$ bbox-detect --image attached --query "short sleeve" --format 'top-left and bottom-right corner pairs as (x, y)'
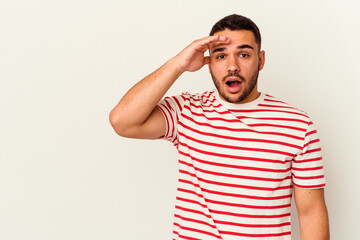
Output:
(156, 94), (186, 147)
(291, 120), (326, 189)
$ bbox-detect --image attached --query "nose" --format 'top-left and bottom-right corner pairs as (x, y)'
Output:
(227, 55), (240, 72)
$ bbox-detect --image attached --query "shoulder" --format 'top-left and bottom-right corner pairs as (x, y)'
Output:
(261, 94), (311, 123)
(181, 90), (217, 106)
(161, 90), (216, 111)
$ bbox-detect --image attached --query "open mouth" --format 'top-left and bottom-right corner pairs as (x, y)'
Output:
(225, 78), (242, 93)
(226, 80), (241, 87)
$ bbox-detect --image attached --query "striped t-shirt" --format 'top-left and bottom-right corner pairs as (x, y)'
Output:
(157, 90), (325, 240)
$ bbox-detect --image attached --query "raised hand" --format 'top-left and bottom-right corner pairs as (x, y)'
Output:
(173, 35), (230, 73)
(110, 35), (229, 139)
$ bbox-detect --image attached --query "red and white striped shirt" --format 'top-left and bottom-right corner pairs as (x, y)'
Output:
(157, 90), (325, 240)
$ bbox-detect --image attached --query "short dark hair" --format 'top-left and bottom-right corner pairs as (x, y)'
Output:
(210, 14), (261, 50)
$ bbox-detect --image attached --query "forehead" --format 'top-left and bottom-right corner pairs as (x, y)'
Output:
(211, 29), (258, 51)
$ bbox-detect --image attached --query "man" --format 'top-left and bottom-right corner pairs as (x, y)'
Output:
(110, 14), (329, 240)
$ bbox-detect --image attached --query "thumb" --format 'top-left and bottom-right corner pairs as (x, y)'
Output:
(203, 56), (211, 65)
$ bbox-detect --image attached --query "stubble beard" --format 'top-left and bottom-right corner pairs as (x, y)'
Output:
(211, 66), (260, 104)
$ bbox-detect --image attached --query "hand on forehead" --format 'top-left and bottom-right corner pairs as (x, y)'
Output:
(206, 35), (231, 52)
(209, 29), (259, 53)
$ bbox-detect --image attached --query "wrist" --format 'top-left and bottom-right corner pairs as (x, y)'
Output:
(168, 56), (186, 76)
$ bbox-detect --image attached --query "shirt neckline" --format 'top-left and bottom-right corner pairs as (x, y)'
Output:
(214, 90), (266, 109)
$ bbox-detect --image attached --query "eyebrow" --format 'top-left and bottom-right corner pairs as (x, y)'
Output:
(211, 44), (254, 54)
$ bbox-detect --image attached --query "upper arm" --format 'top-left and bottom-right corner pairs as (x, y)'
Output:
(110, 94), (184, 142)
(292, 120), (326, 189)
(294, 187), (327, 216)
(112, 106), (166, 139)
(294, 187), (330, 239)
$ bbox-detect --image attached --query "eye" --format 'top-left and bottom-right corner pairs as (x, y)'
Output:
(240, 53), (249, 58)
(216, 54), (226, 59)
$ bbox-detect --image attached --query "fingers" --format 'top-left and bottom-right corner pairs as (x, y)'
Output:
(194, 35), (230, 52)
(174, 35), (229, 72)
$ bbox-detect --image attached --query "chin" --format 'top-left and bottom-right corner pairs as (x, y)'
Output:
(220, 92), (247, 103)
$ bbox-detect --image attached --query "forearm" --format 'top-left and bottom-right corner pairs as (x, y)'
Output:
(295, 188), (330, 240)
(109, 57), (183, 134)
(298, 205), (329, 240)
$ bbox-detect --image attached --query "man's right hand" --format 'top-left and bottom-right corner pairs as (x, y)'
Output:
(173, 35), (230, 73)
(110, 35), (229, 139)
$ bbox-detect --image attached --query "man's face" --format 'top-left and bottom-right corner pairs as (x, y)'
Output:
(209, 29), (265, 104)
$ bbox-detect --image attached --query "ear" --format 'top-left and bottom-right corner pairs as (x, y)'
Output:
(259, 50), (265, 71)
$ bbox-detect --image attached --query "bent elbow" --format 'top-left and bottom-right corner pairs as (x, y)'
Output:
(109, 110), (127, 136)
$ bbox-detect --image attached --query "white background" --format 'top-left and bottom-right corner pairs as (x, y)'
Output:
(1, 0), (359, 239)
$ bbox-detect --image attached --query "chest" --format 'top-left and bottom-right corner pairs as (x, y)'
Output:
(178, 105), (307, 170)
